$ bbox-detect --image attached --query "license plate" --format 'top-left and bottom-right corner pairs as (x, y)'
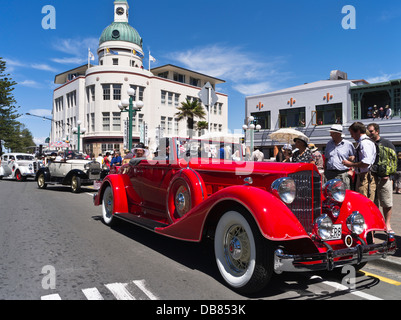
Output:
(328, 224), (342, 240)
(93, 180), (102, 190)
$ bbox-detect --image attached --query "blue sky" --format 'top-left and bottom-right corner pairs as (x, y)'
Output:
(2, 0), (401, 145)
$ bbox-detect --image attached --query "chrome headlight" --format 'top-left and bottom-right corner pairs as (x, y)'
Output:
(323, 179), (346, 203)
(271, 177), (296, 204)
(314, 214), (333, 240)
(347, 211), (365, 235)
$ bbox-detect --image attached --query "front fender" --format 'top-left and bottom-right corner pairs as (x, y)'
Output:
(35, 168), (50, 181)
(156, 185), (309, 242)
(339, 190), (386, 234)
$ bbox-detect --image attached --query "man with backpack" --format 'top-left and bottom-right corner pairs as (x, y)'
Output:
(343, 122), (377, 201)
(367, 123), (396, 234)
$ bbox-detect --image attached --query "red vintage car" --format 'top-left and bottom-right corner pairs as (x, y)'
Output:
(93, 137), (397, 294)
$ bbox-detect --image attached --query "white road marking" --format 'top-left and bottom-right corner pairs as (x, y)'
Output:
(104, 282), (137, 300)
(133, 279), (159, 300)
(41, 279), (158, 300)
(82, 287), (104, 300)
(41, 293), (62, 300)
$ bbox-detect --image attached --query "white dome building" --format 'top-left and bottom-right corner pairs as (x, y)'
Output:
(51, 0), (228, 155)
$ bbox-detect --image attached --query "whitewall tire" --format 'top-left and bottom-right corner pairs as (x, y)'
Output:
(102, 186), (117, 226)
(214, 210), (273, 294)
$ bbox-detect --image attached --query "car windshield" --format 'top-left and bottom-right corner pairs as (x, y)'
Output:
(176, 138), (243, 161)
(16, 155), (34, 161)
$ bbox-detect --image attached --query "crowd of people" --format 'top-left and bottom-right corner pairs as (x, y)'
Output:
(367, 105), (392, 120)
(275, 122), (400, 235)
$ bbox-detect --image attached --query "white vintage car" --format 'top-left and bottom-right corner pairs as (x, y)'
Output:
(0, 153), (40, 181)
(35, 153), (108, 193)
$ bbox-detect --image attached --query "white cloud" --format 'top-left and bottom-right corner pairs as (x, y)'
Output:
(365, 72), (401, 84)
(51, 37), (99, 65)
(168, 44), (290, 96)
(51, 57), (86, 65)
(233, 82), (275, 96)
(31, 63), (58, 72)
(28, 109), (52, 117)
(19, 80), (42, 88)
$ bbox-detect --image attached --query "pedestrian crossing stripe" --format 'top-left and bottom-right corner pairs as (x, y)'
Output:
(41, 280), (159, 300)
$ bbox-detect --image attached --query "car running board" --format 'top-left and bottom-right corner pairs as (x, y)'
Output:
(116, 214), (169, 231)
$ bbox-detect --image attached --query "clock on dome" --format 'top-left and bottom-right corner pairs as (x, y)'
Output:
(116, 7), (124, 15)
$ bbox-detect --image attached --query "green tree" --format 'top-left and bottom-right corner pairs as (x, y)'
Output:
(6, 124), (36, 153)
(175, 99), (206, 138)
(196, 120), (208, 136)
(0, 57), (21, 155)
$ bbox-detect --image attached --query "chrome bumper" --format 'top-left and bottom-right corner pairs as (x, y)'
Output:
(274, 235), (397, 274)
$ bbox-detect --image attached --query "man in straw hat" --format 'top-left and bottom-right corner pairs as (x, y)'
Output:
(324, 124), (355, 190)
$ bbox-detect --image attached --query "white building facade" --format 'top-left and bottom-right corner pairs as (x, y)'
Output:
(51, 0), (228, 155)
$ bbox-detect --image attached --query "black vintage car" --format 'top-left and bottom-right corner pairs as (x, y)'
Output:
(35, 156), (108, 193)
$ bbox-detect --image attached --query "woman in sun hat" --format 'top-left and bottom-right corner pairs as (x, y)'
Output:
(292, 135), (313, 163)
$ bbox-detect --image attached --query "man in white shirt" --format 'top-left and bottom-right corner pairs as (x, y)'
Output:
(324, 124), (355, 189)
(342, 122), (377, 201)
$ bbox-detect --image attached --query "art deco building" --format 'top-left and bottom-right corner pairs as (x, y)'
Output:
(51, 0), (228, 155)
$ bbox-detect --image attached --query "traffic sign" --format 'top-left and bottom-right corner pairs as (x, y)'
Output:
(198, 82), (218, 107)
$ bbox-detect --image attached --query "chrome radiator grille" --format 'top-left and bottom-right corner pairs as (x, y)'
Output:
(288, 171), (322, 233)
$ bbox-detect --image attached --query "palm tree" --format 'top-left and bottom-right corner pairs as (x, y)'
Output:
(175, 99), (206, 138)
(196, 120), (208, 136)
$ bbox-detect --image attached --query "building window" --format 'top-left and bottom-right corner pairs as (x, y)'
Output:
(190, 77), (200, 87)
(113, 84), (122, 100)
(158, 71), (168, 79)
(251, 111), (271, 130)
(161, 91), (166, 105)
(168, 117), (173, 135)
(102, 112), (110, 131)
(168, 92), (173, 106)
(315, 103), (342, 125)
(174, 118), (179, 136)
(161, 116), (166, 133)
(279, 107), (306, 128)
(102, 84), (111, 100)
(55, 97), (63, 112)
(173, 72), (185, 83)
(113, 58), (118, 65)
(138, 87), (144, 101)
(112, 112), (121, 131)
(66, 91), (76, 108)
(175, 94), (180, 107)
(86, 85), (95, 103)
(91, 113), (95, 131)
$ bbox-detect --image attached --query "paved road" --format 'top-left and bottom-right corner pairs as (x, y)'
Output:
(0, 178), (400, 302)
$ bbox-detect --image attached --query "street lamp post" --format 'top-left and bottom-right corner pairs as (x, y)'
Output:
(118, 88), (144, 151)
(242, 116), (261, 158)
(72, 120), (87, 153)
